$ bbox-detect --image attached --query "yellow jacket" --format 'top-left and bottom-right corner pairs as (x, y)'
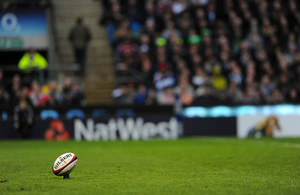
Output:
(212, 75), (228, 91)
(18, 52), (48, 73)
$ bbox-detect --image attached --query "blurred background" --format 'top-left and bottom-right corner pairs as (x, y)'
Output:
(1, 0), (300, 140)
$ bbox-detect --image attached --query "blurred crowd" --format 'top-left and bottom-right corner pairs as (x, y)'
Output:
(0, 70), (86, 109)
(100, 0), (300, 105)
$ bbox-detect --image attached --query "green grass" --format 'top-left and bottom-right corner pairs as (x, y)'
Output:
(0, 138), (299, 194)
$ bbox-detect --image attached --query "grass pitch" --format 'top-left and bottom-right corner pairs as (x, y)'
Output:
(0, 138), (299, 194)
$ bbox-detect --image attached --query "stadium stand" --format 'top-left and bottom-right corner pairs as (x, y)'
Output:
(52, 0), (115, 105)
(99, 0), (300, 106)
(0, 0), (87, 109)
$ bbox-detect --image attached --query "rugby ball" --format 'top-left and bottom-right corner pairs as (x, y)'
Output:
(52, 152), (77, 176)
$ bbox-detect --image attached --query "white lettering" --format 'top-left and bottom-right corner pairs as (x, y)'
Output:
(74, 117), (179, 141)
(108, 119), (117, 140)
(74, 119), (94, 141)
(169, 118), (179, 139)
(118, 118), (144, 140)
(142, 122), (156, 139)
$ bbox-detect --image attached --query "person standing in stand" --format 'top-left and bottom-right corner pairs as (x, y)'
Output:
(13, 97), (34, 139)
(68, 17), (92, 75)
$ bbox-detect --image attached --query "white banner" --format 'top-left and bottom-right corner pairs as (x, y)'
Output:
(238, 115), (300, 138)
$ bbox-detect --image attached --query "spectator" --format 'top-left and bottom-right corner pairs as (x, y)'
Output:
(287, 88), (299, 103)
(113, 19), (131, 47)
(192, 66), (208, 88)
(126, 0), (142, 24)
(176, 77), (194, 105)
(137, 56), (154, 86)
(267, 88), (284, 104)
(157, 87), (176, 105)
(0, 86), (9, 109)
(259, 75), (275, 101)
(18, 49), (48, 84)
(194, 84), (217, 104)
(134, 83), (149, 104)
(277, 73), (289, 96)
(227, 80), (244, 104)
(59, 77), (85, 107)
(62, 88), (74, 107)
(211, 65), (228, 91)
(71, 81), (86, 107)
(115, 37), (138, 63)
(243, 81), (261, 104)
(41, 80), (63, 108)
(228, 64), (243, 87)
(9, 74), (22, 106)
(171, 0), (187, 15)
(29, 80), (44, 107)
(44, 93), (60, 108)
(62, 77), (73, 97)
(162, 21), (181, 40)
(48, 80), (63, 105)
(13, 97), (34, 139)
(144, 88), (158, 105)
(153, 62), (176, 92)
(112, 84), (134, 105)
(138, 32), (152, 54)
(68, 17), (92, 75)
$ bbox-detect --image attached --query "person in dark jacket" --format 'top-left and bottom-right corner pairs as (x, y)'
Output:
(13, 98), (34, 139)
(71, 81), (86, 107)
(68, 17), (92, 74)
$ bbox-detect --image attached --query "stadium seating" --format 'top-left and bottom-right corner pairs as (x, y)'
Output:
(66, 109), (85, 119)
(92, 109), (107, 118)
(115, 108), (135, 117)
(40, 110), (59, 120)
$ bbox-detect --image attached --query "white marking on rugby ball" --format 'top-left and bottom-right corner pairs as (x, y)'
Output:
(52, 152), (77, 176)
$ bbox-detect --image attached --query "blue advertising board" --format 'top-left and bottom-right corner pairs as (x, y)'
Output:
(182, 104), (300, 118)
(0, 11), (48, 49)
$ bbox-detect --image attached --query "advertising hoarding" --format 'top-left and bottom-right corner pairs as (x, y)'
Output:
(0, 115), (178, 140)
(183, 117), (236, 136)
(238, 115), (300, 138)
(0, 11), (48, 50)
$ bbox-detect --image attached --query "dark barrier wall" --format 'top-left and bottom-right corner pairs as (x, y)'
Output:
(0, 121), (18, 139)
(0, 106), (177, 140)
(0, 106), (238, 140)
(3, 105), (300, 139)
(0, 116), (237, 140)
(183, 117), (237, 136)
(0, 115), (178, 140)
(0, 119), (74, 140)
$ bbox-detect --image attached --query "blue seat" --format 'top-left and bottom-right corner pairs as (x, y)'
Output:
(116, 109), (135, 117)
(92, 109), (107, 118)
(2, 112), (8, 121)
(66, 109), (85, 119)
(40, 110), (59, 120)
